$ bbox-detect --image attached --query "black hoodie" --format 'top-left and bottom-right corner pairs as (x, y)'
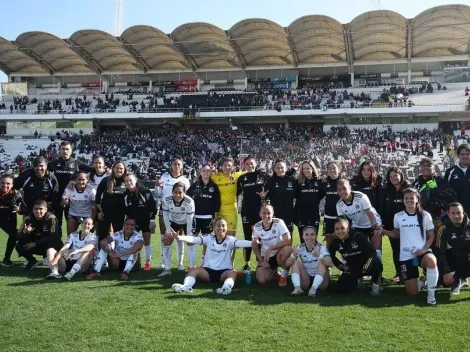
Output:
(436, 215), (470, 274)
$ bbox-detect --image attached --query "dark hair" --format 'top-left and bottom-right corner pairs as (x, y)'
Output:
(60, 141), (73, 148)
(403, 188), (425, 239)
(326, 161), (345, 180)
(171, 157), (184, 177)
(0, 174), (14, 181)
(302, 226), (317, 235)
(334, 216), (351, 228)
(172, 182), (186, 192)
(448, 202), (464, 211)
(358, 161), (378, 188)
(33, 199), (47, 208)
(243, 155), (255, 163)
(74, 171), (88, 181)
(33, 156), (47, 167)
(213, 217), (227, 227)
(125, 173), (140, 195)
(457, 143), (470, 155)
(90, 156), (105, 183)
(386, 167), (408, 189)
(221, 157), (234, 165)
(124, 217), (136, 224)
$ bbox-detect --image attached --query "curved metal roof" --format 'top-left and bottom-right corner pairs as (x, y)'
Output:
(172, 22), (239, 69)
(229, 19), (293, 66)
(70, 30), (141, 72)
(121, 25), (191, 70)
(412, 4), (470, 57)
(0, 36), (48, 74)
(350, 10), (408, 60)
(288, 15), (346, 64)
(0, 5), (469, 75)
(15, 31), (94, 73)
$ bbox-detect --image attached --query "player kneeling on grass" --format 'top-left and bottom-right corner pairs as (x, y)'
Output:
(285, 226), (332, 297)
(329, 216), (383, 296)
(47, 217), (97, 280)
(382, 188), (438, 305)
(171, 218), (252, 295)
(252, 204), (292, 286)
(87, 218), (144, 280)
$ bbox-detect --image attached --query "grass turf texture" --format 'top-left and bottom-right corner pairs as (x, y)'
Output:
(0, 219), (469, 352)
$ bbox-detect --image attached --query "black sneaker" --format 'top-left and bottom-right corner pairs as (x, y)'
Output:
(1, 259), (13, 267)
(25, 258), (40, 271)
(450, 280), (462, 295)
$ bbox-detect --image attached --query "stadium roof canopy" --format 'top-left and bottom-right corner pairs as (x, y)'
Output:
(0, 4), (469, 75)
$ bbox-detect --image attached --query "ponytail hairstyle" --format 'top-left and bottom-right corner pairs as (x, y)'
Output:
(107, 161), (128, 193)
(358, 160), (378, 188)
(90, 156), (105, 184)
(170, 157), (184, 177)
(403, 188), (425, 239)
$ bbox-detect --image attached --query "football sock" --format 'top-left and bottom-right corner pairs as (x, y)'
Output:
(177, 240), (184, 266)
(145, 245), (152, 264)
(183, 276), (196, 288)
(292, 272), (301, 288)
(376, 250), (382, 262)
(427, 267), (438, 296)
(222, 278), (235, 290)
(124, 254), (137, 273)
(312, 274), (324, 290)
(188, 245), (196, 268)
(69, 263), (81, 278)
(94, 249), (107, 273)
(280, 269), (288, 278)
(163, 246), (172, 270)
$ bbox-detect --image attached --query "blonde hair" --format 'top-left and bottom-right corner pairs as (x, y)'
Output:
(298, 161), (319, 183)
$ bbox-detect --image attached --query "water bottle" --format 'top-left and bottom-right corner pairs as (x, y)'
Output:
(411, 249), (419, 267)
(244, 270), (252, 284)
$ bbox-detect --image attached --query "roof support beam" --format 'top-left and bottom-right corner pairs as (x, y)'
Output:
(119, 37), (149, 73)
(285, 28), (299, 67)
(66, 39), (103, 74)
(13, 41), (55, 75)
(169, 34), (197, 71)
(343, 24), (354, 66)
(226, 32), (247, 69)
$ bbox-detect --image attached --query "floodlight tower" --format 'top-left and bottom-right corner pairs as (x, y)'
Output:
(113, 0), (124, 36)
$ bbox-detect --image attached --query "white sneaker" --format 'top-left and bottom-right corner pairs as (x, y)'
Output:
(178, 265), (185, 271)
(216, 286), (232, 295)
(291, 287), (304, 296)
(158, 270), (171, 277)
(22, 260), (29, 267)
(63, 272), (73, 281)
(308, 286), (317, 297)
(461, 278), (469, 288)
(427, 294), (437, 305)
(159, 263), (165, 269)
(418, 277), (427, 293)
(172, 283), (193, 293)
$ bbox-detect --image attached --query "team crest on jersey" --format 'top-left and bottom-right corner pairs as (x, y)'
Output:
(351, 242), (358, 249)
(288, 182), (292, 188)
(272, 229), (277, 235)
(69, 163), (75, 168)
(181, 207), (186, 211)
(275, 183), (279, 188)
(244, 177), (247, 181)
(223, 243), (227, 248)
(208, 187), (214, 193)
(355, 204), (360, 210)
(242, 216), (247, 222)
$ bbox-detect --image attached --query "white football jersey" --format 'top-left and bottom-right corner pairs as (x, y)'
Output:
(336, 191), (381, 229)
(297, 242), (330, 277)
(194, 235), (239, 270)
(162, 195), (195, 225)
(252, 218), (289, 257)
(66, 232), (97, 260)
(159, 172), (191, 201)
(394, 210), (434, 261)
(109, 230), (144, 260)
(63, 185), (96, 218)
(88, 171), (108, 189)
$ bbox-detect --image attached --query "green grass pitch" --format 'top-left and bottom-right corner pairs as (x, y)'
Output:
(0, 219), (468, 352)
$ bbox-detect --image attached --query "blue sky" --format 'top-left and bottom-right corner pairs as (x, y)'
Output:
(0, 0), (465, 83)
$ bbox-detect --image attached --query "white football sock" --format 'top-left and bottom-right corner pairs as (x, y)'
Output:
(94, 249), (108, 273)
(427, 267), (438, 295)
(376, 250), (382, 262)
(280, 268), (288, 278)
(188, 245), (197, 268)
(160, 237), (164, 265)
(312, 274), (324, 289)
(291, 272), (301, 288)
(145, 245), (152, 263)
(51, 265), (59, 275)
(222, 278), (235, 289)
(163, 246), (172, 270)
(124, 254), (137, 273)
(183, 276), (196, 288)
(177, 240), (184, 266)
(68, 263), (81, 278)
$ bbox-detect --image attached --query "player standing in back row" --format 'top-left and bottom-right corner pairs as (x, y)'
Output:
(211, 157), (244, 236)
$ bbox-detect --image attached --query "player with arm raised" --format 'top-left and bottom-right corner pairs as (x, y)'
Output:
(155, 157), (190, 271)
(171, 218), (252, 295)
(159, 182), (195, 277)
(252, 204), (293, 286)
(285, 226), (332, 297)
(87, 218), (144, 280)
(48, 217), (97, 280)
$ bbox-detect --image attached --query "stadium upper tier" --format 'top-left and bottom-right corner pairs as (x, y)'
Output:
(0, 4), (469, 75)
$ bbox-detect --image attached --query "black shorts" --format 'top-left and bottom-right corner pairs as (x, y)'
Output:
(267, 255), (279, 271)
(64, 259), (77, 273)
(136, 221), (150, 233)
(194, 218), (212, 235)
(170, 222), (187, 235)
(242, 215), (259, 240)
(353, 227), (373, 240)
(297, 218), (320, 234)
(400, 256), (425, 281)
(117, 257), (141, 272)
(67, 215), (86, 223)
(323, 218), (336, 236)
(204, 267), (230, 283)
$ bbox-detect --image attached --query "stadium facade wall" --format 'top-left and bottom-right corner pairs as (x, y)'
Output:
(323, 123), (438, 132)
